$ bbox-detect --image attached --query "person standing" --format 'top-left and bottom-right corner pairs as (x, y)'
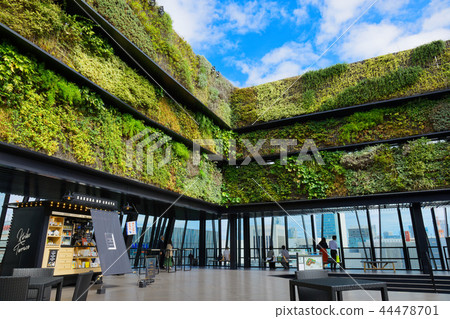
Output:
(329, 235), (339, 271)
(267, 246), (275, 270)
(316, 237), (329, 265)
(223, 246), (230, 262)
(157, 235), (165, 269)
(164, 240), (173, 270)
(280, 245), (290, 270)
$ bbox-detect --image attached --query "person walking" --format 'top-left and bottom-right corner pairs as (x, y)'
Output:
(316, 237), (329, 265)
(267, 246), (276, 270)
(280, 245), (290, 270)
(329, 235), (339, 271)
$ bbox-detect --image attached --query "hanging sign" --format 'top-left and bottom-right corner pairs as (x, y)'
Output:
(126, 221), (137, 235)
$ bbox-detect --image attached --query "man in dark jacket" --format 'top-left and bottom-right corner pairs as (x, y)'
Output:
(157, 235), (165, 269)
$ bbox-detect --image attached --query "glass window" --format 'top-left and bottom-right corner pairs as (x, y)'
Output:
(379, 206), (406, 269)
(399, 207), (419, 270)
(422, 207), (442, 269)
(184, 220), (200, 258)
(340, 209), (371, 268)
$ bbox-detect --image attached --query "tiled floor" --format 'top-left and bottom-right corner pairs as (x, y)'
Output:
(51, 268), (450, 301)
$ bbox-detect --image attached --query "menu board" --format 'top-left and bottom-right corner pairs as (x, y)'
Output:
(47, 249), (58, 267)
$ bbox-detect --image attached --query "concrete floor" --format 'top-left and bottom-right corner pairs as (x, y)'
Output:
(51, 268), (450, 301)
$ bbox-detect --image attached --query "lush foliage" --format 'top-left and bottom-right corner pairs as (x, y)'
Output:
(84, 0), (235, 124)
(236, 96), (450, 157)
(0, 42), (222, 203)
(410, 40), (446, 67)
(222, 139), (450, 204)
(0, 0), (232, 154)
(231, 41), (450, 126)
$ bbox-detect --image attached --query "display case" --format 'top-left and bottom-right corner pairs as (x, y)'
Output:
(2, 198), (131, 278)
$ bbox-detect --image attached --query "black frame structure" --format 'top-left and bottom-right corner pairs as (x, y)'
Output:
(1, 0), (449, 276)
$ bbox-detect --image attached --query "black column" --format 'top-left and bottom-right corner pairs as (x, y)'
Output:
(366, 208), (376, 261)
(410, 203), (431, 274)
(337, 213), (346, 269)
(284, 216), (289, 250)
(397, 207), (411, 270)
(134, 214), (149, 268)
(243, 216), (251, 268)
(229, 216), (238, 269)
(123, 212), (138, 251)
(199, 215), (206, 267)
(311, 215), (317, 252)
(0, 194), (11, 239)
(431, 208), (446, 270)
(261, 217), (266, 267)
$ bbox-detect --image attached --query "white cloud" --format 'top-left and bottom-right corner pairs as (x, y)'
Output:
(232, 42), (319, 86)
(157, 0), (224, 49)
(223, 1), (284, 34)
(315, 0), (368, 45)
(337, 2), (450, 62)
(375, 0), (410, 15)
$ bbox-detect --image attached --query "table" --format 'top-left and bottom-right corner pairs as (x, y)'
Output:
(29, 277), (64, 301)
(289, 277), (389, 301)
(362, 260), (397, 272)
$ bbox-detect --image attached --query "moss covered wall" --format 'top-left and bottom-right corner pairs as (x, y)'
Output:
(235, 96), (450, 158)
(0, 0), (232, 154)
(0, 42), (223, 203)
(0, 0), (449, 206)
(231, 41), (450, 127)
(84, 0), (235, 125)
(223, 139), (450, 204)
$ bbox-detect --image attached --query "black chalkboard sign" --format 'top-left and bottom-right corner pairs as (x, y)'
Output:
(47, 249), (58, 267)
(145, 257), (157, 280)
(1, 207), (47, 275)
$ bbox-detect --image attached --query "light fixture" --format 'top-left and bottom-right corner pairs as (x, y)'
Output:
(158, 6), (165, 16)
(211, 66), (216, 73)
(216, 71), (220, 78)
(148, 0), (156, 6)
(63, 191), (73, 202)
(123, 203), (133, 211)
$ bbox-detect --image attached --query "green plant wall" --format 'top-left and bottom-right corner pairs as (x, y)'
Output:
(236, 96), (450, 158)
(222, 138), (450, 204)
(0, 42), (222, 203)
(84, 0), (235, 125)
(231, 41), (450, 127)
(0, 0), (232, 154)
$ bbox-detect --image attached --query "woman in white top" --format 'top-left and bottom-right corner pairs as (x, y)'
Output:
(164, 240), (173, 269)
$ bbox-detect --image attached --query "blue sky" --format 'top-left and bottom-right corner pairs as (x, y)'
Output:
(158, 0), (450, 88)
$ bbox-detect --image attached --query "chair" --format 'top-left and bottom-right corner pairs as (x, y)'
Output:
(12, 268), (54, 301)
(295, 270), (330, 301)
(0, 276), (30, 301)
(72, 271), (94, 301)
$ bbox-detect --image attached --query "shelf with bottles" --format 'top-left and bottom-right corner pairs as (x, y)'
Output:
(72, 258), (100, 269)
(73, 246), (99, 258)
(48, 216), (64, 227)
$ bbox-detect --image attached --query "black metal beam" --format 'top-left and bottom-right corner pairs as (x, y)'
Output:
(311, 215), (317, 253)
(199, 215), (206, 267)
(337, 213), (346, 269)
(134, 214), (149, 268)
(0, 194), (11, 240)
(261, 217), (266, 267)
(365, 208), (376, 261)
(223, 188), (450, 215)
(397, 207), (411, 270)
(355, 210), (369, 260)
(235, 89), (450, 133)
(229, 216), (237, 269)
(0, 142), (220, 214)
(410, 203), (431, 274)
(431, 207), (446, 270)
(228, 131), (450, 165)
(243, 216), (251, 268)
